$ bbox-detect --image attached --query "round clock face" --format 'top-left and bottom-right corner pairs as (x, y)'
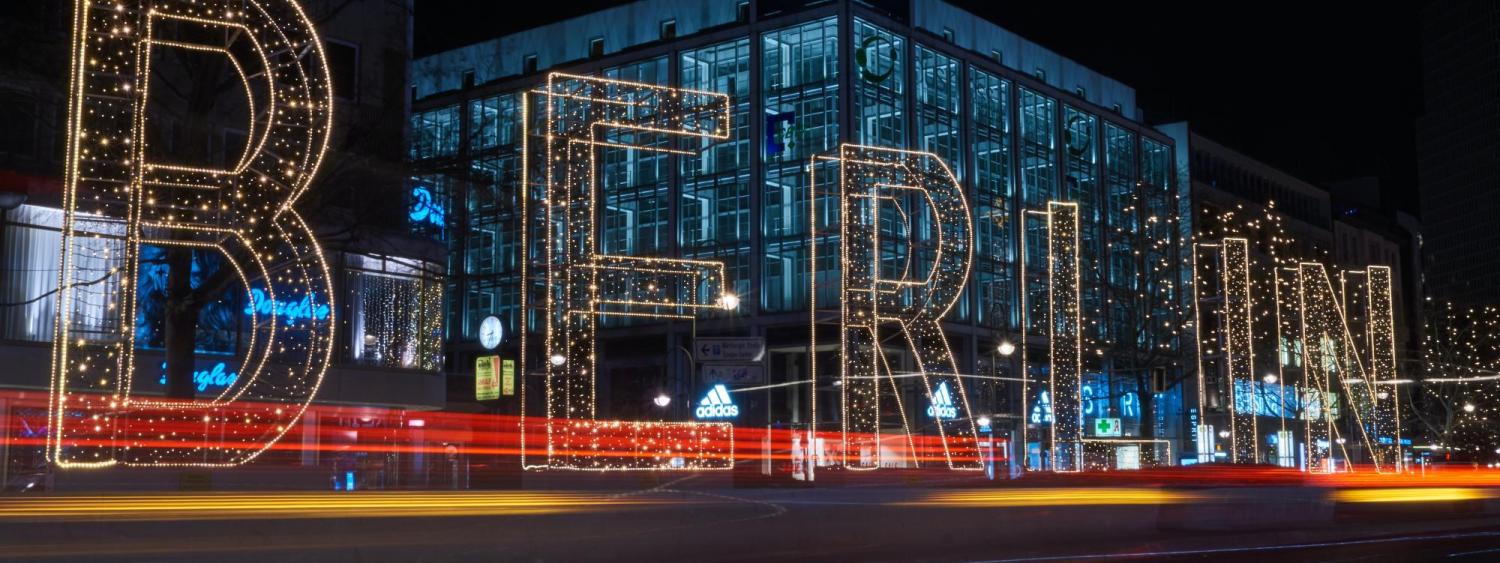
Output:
(479, 315), (503, 350)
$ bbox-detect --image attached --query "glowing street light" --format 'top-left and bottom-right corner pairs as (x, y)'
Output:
(997, 341), (1016, 357)
(1465, 403), (1477, 413)
(718, 293), (740, 311)
(549, 354), (566, 367)
(1262, 373), (1278, 384)
(653, 394), (672, 408)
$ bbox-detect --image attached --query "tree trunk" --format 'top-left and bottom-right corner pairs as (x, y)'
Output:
(163, 247), (199, 400)
(1134, 372), (1166, 465)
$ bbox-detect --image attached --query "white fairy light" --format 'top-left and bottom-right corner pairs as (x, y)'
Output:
(520, 72), (734, 471)
(49, 0), (335, 468)
(815, 144), (982, 471)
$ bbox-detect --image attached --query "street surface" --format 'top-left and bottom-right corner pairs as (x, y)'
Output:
(5, 476), (1500, 561)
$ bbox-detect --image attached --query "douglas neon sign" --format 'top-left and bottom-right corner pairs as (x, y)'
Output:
(158, 361), (239, 392)
(409, 185), (444, 227)
(245, 288), (331, 325)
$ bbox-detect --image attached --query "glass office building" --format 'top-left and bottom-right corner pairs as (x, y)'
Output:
(410, 0), (1187, 466)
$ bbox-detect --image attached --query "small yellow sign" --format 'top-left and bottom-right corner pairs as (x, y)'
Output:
(476, 356), (500, 401)
(502, 359), (516, 396)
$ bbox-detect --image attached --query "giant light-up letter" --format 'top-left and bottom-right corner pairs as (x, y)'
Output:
(1021, 202), (1083, 472)
(523, 73), (734, 471)
(1190, 238), (1257, 464)
(50, 0), (334, 467)
(1296, 263), (1398, 473)
(819, 144), (981, 471)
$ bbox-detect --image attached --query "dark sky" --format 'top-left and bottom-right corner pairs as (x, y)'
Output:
(415, 1), (1425, 216)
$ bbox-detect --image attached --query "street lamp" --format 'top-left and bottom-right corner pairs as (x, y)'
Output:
(718, 293), (740, 311)
(549, 354), (566, 367)
(997, 341), (1016, 357)
(1262, 373), (1278, 384)
(1465, 403), (1477, 413)
(653, 393), (672, 408)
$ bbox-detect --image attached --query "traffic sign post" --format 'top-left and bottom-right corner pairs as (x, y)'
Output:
(694, 337), (766, 363)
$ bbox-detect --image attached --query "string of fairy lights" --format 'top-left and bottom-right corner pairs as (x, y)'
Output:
(42, 4), (1443, 474)
(523, 72), (736, 471)
(1419, 302), (1500, 459)
(1019, 202), (1084, 472)
(49, 0), (335, 468)
(818, 144), (982, 471)
(1190, 201), (1402, 473)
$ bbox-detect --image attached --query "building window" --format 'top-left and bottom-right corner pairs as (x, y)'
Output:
(522, 54), (538, 74)
(324, 40), (359, 100)
(409, 105), (460, 160)
(0, 206), (120, 343)
(660, 19), (676, 40)
(346, 254), (444, 371)
(469, 93), (520, 151)
(852, 19), (905, 148)
(762, 17), (840, 311)
(973, 66), (1015, 328)
(589, 37), (604, 58)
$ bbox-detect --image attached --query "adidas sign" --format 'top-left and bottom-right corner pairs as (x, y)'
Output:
(926, 381), (958, 419)
(695, 384), (740, 419)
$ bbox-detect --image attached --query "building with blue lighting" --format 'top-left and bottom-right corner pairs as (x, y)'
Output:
(410, 0), (1189, 469)
(0, 0), (448, 490)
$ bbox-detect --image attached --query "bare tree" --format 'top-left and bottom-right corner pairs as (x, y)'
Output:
(1409, 301), (1500, 459)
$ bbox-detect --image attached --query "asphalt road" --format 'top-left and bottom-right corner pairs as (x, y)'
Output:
(3, 480), (1500, 562)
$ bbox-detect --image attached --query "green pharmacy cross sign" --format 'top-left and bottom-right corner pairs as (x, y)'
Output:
(1094, 417), (1122, 438)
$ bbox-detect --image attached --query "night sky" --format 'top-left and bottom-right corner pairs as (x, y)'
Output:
(415, 1), (1425, 217)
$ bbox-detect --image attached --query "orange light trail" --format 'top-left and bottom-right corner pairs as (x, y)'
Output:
(0, 491), (684, 521)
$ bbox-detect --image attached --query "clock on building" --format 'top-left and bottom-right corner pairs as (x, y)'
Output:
(479, 315), (503, 350)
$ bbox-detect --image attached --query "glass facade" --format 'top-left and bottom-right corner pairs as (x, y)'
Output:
(762, 17), (840, 312)
(408, 9), (1183, 454)
(682, 39), (753, 298)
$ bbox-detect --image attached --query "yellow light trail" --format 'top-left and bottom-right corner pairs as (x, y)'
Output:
(1331, 487), (1500, 504)
(0, 491), (685, 521)
(896, 488), (1207, 508)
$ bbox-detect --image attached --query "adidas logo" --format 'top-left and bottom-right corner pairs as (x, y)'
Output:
(695, 384), (740, 419)
(927, 381), (958, 419)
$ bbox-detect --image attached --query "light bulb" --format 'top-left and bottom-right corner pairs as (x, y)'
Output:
(718, 293), (740, 311)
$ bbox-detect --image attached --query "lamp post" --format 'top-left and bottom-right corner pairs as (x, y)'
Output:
(991, 340), (1017, 477)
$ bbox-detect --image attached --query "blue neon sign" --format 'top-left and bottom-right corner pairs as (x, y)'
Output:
(244, 287), (331, 325)
(409, 185), (444, 227)
(157, 361), (239, 392)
